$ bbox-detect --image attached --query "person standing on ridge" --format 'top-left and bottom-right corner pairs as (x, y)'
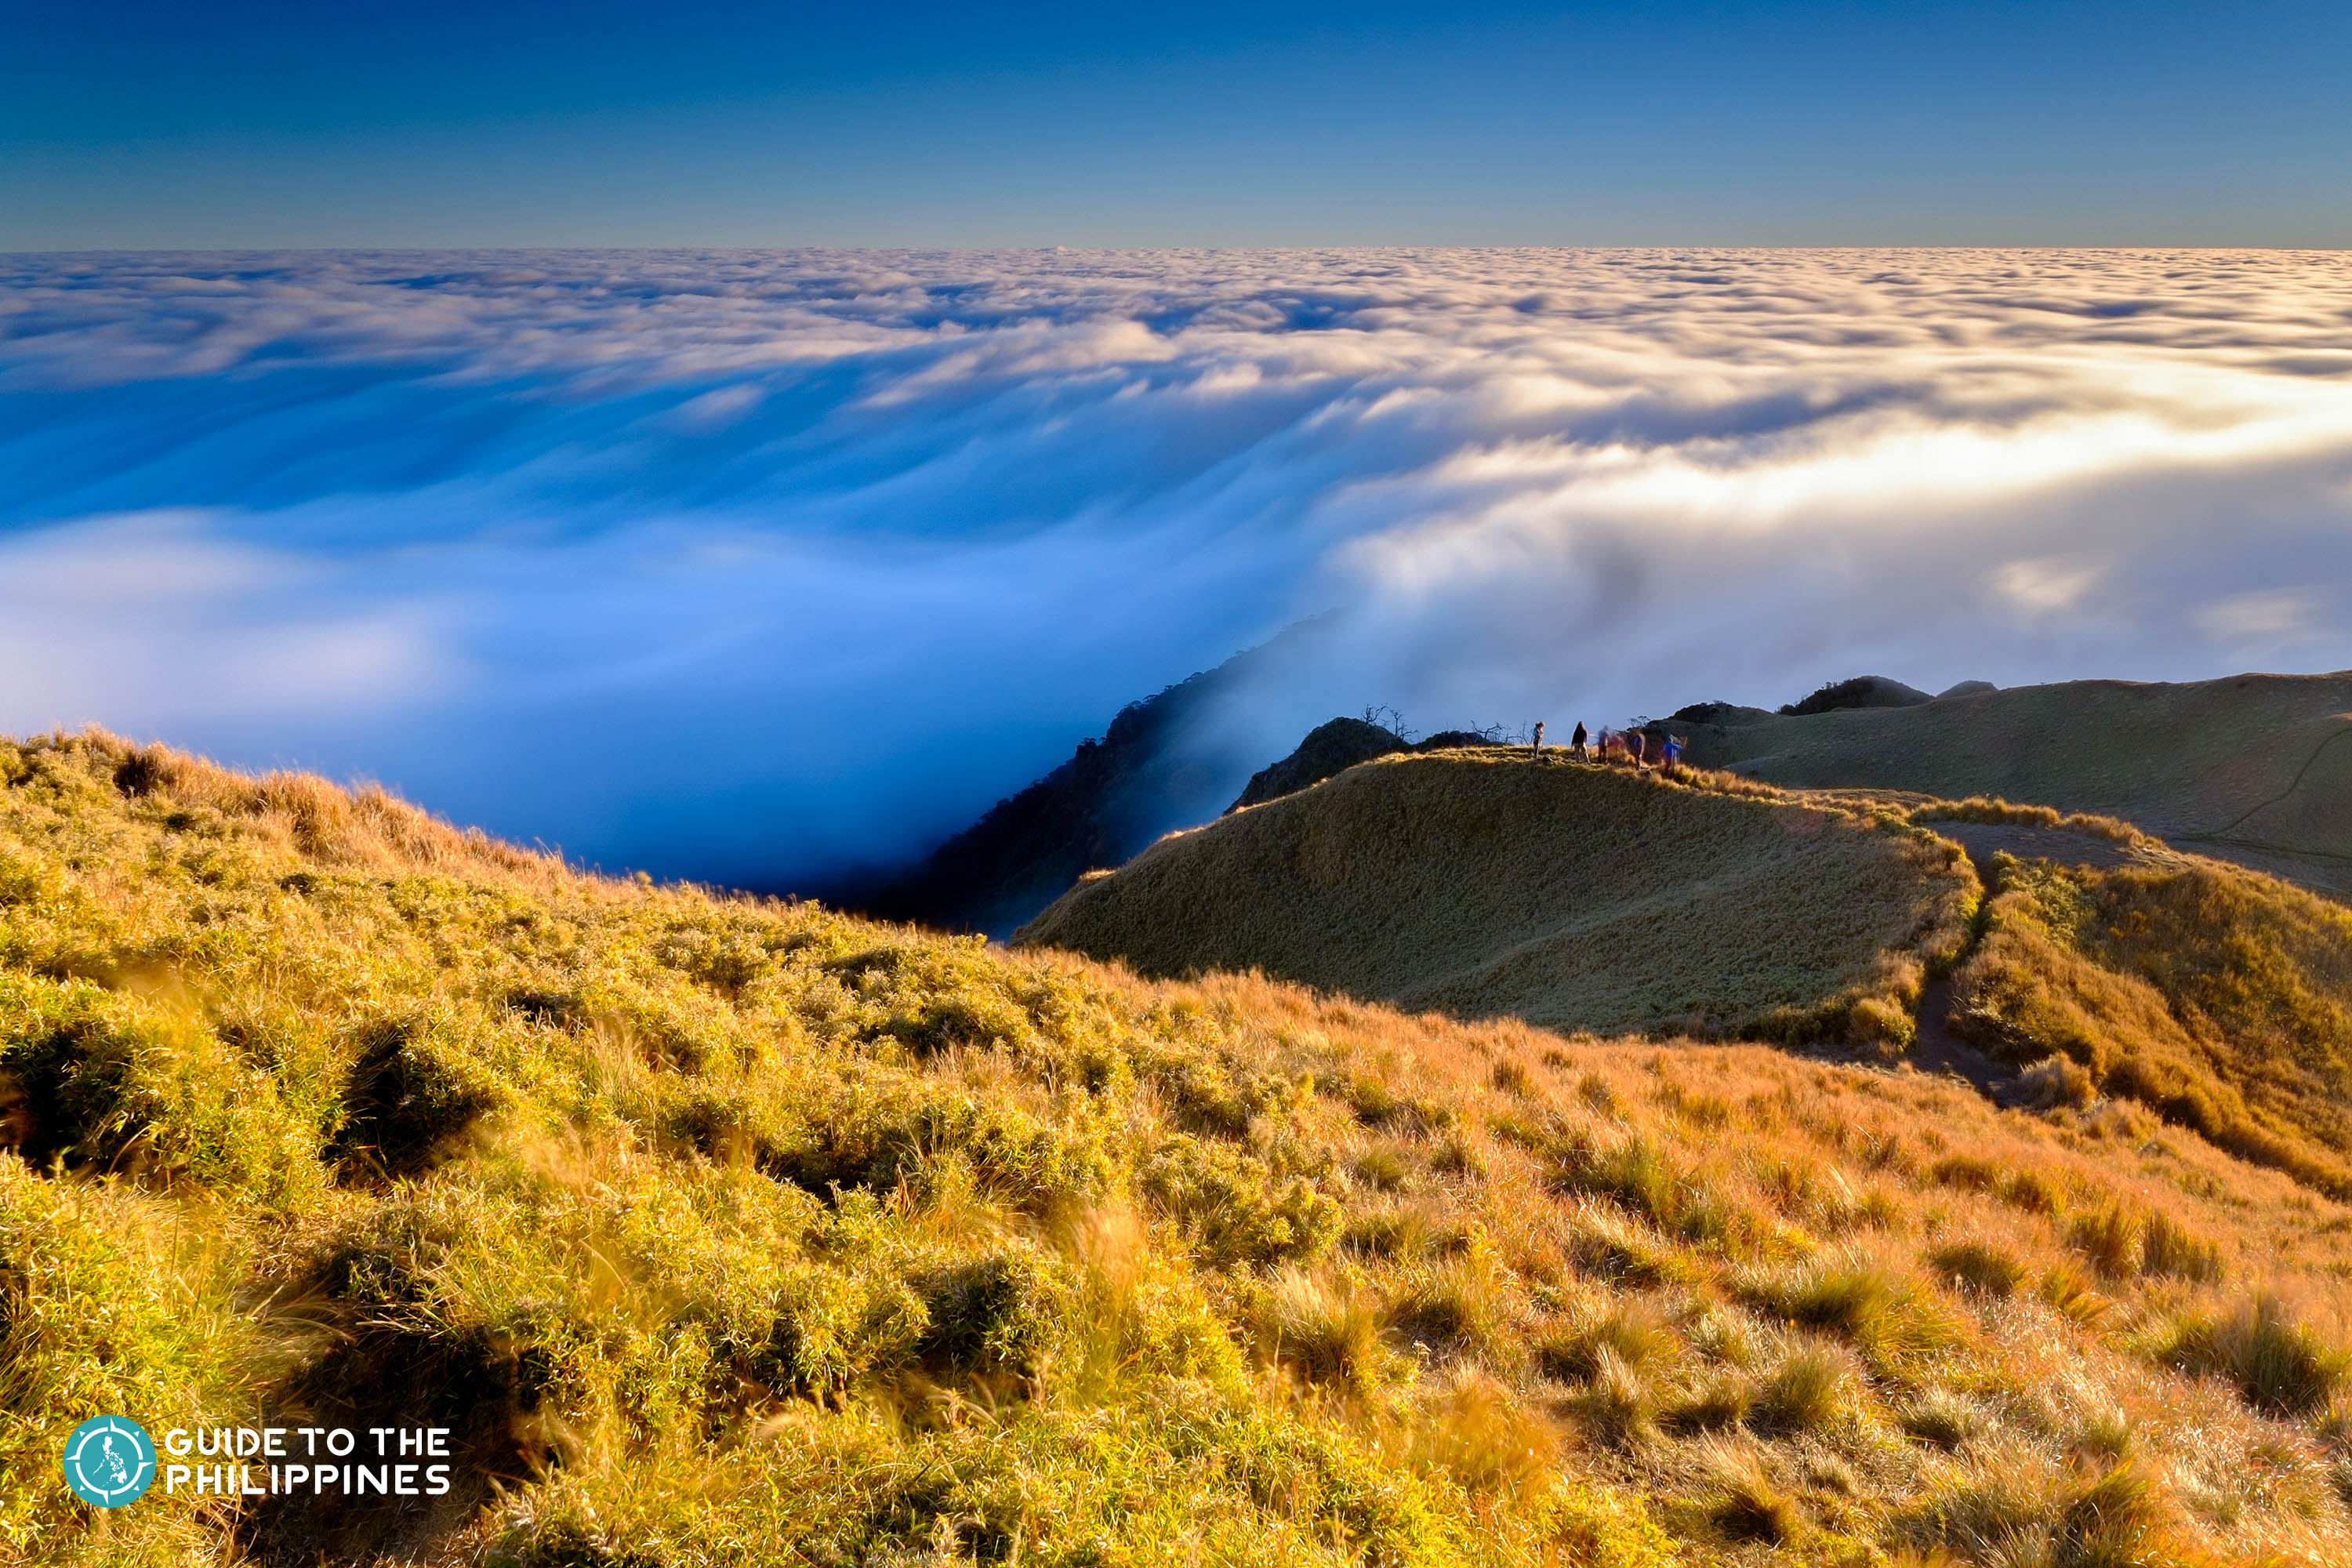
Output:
(1531, 721), (1545, 755)
(1570, 721), (1588, 757)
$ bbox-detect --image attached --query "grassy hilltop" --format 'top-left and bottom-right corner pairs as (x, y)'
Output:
(1019, 753), (1976, 1044)
(11, 732), (2352, 1566)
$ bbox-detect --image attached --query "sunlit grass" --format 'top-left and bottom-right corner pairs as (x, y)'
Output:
(4, 730), (2352, 1565)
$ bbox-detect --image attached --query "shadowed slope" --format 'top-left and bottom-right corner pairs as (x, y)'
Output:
(862, 657), (1254, 936)
(859, 619), (1342, 937)
(1672, 671), (2352, 897)
(1019, 753), (1976, 1041)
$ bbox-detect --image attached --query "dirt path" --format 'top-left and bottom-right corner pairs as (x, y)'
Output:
(1907, 973), (2020, 1100)
(1901, 831), (2101, 1103)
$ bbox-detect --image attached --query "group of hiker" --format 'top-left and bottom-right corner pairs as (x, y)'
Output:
(1528, 720), (1684, 769)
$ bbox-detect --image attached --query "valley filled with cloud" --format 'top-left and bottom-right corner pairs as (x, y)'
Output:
(5, 246), (2349, 887)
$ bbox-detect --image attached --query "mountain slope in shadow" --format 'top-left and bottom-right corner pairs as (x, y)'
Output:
(1663, 670), (2352, 897)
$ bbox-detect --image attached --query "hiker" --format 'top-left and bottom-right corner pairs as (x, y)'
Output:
(1626, 730), (1646, 768)
(1570, 720), (1588, 757)
(1662, 734), (1685, 771)
(1531, 720), (1545, 755)
(1599, 728), (1624, 762)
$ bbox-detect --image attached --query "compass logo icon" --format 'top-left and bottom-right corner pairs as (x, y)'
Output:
(62, 1415), (156, 1508)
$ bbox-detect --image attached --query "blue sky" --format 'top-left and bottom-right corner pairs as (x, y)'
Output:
(5, 2), (2349, 247)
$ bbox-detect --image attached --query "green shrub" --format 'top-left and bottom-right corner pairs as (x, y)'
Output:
(731, 1267), (929, 1399)
(913, 1249), (1068, 1377)
(0, 975), (154, 1171)
(328, 1018), (503, 1181)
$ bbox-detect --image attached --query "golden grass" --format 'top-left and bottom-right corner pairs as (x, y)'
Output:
(7, 730), (2352, 1566)
(1951, 851), (2352, 1199)
(1018, 752), (1977, 1044)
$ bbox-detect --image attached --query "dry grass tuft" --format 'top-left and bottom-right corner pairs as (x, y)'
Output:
(1748, 1253), (1961, 1363)
(1256, 1268), (1393, 1395)
(1538, 1298), (1678, 1383)
(1697, 1442), (1803, 1544)
(1751, 1343), (1858, 1437)
(2159, 1294), (2350, 1417)
(1930, 1238), (2031, 1298)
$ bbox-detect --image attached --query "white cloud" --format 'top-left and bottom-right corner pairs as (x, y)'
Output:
(1991, 557), (2104, 615)
(0, 512), (450, 729)
(2195, 589), (2324, 643)
(2, 247), (2350, 884)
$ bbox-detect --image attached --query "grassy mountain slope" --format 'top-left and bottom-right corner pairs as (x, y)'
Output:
(1947, 838), (2352, 1200)
(1670, 672), (2352, 898)
(13, 733), (2352, 1566)
(1019, 753), (1976, 1044)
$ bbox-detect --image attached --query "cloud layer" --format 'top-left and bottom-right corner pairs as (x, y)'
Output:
(4, 248), (2350, 886)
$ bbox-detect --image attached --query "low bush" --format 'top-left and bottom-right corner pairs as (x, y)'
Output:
(327, 1018), (503, 1181)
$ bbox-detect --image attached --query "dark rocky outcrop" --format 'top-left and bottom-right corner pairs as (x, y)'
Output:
(1669, 701), (1777, 727)
(860, 623), (1343, 936)
(1225, 718), (1410, 813)
(861, 671), (1246, 936)
(1779, 675), (1934, 717)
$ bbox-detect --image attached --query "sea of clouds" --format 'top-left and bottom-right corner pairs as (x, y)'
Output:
(3, 247), (2350, 889)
